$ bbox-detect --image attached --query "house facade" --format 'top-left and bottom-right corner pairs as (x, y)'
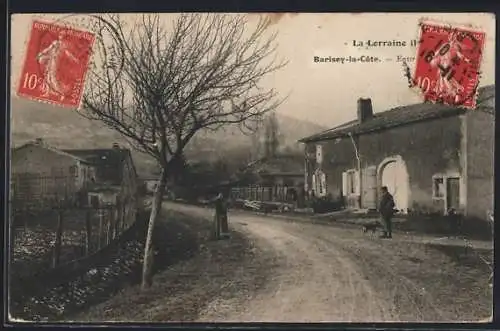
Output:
(243, 154), (305, 187)
(140, 176), (159, 195)
(62, 143), (139, 208)
(11, 139), (95, 203)
(232, 154), (306, 203)
(11, 140), (139, 209)
(300, 86), (494, 220)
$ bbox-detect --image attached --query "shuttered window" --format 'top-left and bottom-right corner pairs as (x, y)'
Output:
(342, 169), (359, 196)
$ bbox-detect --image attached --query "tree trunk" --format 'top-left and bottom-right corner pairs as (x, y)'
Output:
(141, 169), (167, 289)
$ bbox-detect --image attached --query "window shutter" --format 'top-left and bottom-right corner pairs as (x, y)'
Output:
(316, 145), (323, 164)
(342, 172), (348, 195)
(354, 170), (361, 195)
(312, 173), (316, 193)
(321, 173), (327, 195)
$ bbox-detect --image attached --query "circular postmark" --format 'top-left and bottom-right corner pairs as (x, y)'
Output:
(411, 20), (486, 109)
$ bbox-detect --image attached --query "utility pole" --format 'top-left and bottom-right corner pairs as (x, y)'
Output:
(348, 132), (362, 209)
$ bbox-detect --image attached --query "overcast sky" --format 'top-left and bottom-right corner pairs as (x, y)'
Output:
(11, 13), (495, 128)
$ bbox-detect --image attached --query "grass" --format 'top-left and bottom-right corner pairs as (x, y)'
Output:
(69, 210), (277, 322)
(341, 237), (493, 321)
(395, 214), (493, 241)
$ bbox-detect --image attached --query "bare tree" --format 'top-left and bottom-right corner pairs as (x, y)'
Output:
(81, 13), (286, 288)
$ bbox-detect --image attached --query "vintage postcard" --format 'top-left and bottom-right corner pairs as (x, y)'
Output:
(8, 13), (494, 323)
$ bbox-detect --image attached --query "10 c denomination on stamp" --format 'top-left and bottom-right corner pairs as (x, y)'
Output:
(413, 21), (486, 109)
(17, 20), (95, 108)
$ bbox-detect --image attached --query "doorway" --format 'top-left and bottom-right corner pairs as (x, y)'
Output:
(446, 177), (460, 211)
(378, 156), (409, 213)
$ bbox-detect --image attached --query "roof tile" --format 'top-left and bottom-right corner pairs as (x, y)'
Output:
(300, 85), (494, 143)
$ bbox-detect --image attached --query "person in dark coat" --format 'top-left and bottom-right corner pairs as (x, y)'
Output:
(213, 192), (230, 239)
(379, 186), (395, 238)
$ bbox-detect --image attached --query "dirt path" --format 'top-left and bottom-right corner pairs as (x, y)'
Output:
(200, 216), (393, 322)
(168, 203), (492, 323)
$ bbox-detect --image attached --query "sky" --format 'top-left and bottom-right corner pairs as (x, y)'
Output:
(10, 13), (495, 128)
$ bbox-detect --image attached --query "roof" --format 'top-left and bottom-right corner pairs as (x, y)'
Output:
(12, 141), (91, 164)
(244, 154), (304, 176)
(300, 85), (495, 143)
(62, 148), (131, 167)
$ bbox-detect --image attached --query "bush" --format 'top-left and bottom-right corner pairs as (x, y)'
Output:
(397, 213), (493, 241)
(309, 196), (343, 214)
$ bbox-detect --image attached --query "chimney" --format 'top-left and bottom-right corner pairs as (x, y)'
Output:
(112, 143), (120, 149)
(357, 98), (373, 123)
(35, 138), (43, 145)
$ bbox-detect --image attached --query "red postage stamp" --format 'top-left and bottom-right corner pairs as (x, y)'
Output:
(413, 21), (486, 108)
(17, 20), (95, 108)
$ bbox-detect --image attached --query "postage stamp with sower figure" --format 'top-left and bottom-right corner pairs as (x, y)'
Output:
(17, 20), (95, 108)
(413, 21), (486, 109)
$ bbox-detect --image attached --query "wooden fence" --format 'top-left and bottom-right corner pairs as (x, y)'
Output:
(10, 197), (137, 279)
(230, 185), (299, 203)
(10, 174), (82, 211)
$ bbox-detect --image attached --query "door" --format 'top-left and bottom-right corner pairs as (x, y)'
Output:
(90, 195), (100, 208)
(446, 177), (460, 211)
(362, 166), (377, 210)
(380, 160), (409, 213)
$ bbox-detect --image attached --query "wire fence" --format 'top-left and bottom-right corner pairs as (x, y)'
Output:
(9, 175), (138, 279)
(230, 184), (301, 203)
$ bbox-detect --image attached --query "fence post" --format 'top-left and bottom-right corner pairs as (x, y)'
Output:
(52, 210), (63, 268)
(117, 199), (123, 233)
(113, 206), (119, 238)
(121, 200), (126, 230)
(85, 209), (92, 256)
(98, 209), (103, 250)
(22, 212), (28, 233)
(106, 209), (112, 245)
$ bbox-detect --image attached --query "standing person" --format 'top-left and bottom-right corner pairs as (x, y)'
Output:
(213, 192), (230, 239)
(379, 186), (395, 238)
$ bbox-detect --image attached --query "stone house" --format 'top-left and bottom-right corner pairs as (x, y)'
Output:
(234, 154), (305, 203)
(11, 139), (96, 204)
(244, 154), (305, 187)
(11, 140), (139, 209)
(141, 176), (159, 195)
(62, 143), (139, 208)
(299, 85), (494, 220)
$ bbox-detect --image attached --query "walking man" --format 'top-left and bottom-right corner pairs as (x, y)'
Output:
(379, 186), (395, 238)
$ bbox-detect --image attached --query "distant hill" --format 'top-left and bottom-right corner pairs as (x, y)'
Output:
(185, 112), (328, 163)
(10, 96), (327, 176)
(10, 97), (160, 176)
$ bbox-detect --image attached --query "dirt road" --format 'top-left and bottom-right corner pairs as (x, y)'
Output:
(168, 203), (492, 323)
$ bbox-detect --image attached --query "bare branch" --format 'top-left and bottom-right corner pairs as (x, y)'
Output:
(80, 13), (287, 170)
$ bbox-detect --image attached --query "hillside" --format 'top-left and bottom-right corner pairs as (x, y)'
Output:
(185, 112), (327, 163)
(10, 97), (160, 176)
(10, 97), (327, 176)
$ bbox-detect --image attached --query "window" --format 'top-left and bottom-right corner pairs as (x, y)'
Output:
(349, 172), (355, 194)
(69, 165), (78, 177)
(432, 174), (462, 213)
(312, 170), (327, 197)
(433, 177), (444, 198)
(342, 169), (359, 196)
(316, 144), (323, 164)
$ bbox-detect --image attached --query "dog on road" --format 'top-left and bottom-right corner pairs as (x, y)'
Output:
(362, 221), (382, 235)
